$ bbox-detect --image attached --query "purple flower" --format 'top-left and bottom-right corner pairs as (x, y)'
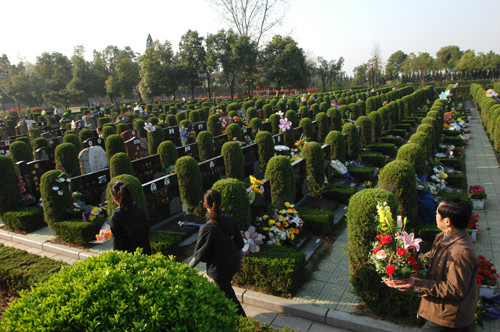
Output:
(279, 118), (292, 132)
(82, 209), (91, 221)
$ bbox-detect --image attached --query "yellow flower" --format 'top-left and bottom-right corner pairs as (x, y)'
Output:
(275, 242), (281, 246)
(285, 202), (291, 208)
(437, 172), (448, 180)
(290, 233), (295, 240)
(287, 208), (294, 214)
(250, 175), (264, 186)
(269, 219), (275, 225)
(263, 215), (268, 219)
(283, 221), (289, 228)
(251, 185), (263, 194)
(263, 227), (269, 231)
(89, 214), (96, 221)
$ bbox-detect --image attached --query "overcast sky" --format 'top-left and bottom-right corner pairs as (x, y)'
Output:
(2, 0), (500, 75)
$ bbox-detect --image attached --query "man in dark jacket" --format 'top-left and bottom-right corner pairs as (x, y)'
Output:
(385, 197), (478, 331)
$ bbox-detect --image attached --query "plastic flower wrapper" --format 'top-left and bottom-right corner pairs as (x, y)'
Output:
(330, 160), (355, 180)
(179, 126), (189, 145)
(241, 226), (264, 255)
(94, 220), (112, 243)
(369, 201), (424, 281)
(276, 111), (284, 118)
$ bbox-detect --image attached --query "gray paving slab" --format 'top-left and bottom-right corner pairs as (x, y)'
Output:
(272, 314), (313, 331)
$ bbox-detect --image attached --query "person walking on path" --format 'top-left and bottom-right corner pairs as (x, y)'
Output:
(385, 197), (478, 331)
(109, 182), (152, 255)
(189, 189), (246, 316)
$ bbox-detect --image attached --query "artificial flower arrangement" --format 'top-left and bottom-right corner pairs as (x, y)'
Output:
(231, 115), (246, 128)
(306, 176), (324, 198)
(255, 202), (303, 246)
(17, 175), (36, 206)
(248, 175), (264, 203)
(370, 201), (425, 280)
(477, 255), (499, 286)
(469, 185), (487, 200)
(241, 225), (264, 255)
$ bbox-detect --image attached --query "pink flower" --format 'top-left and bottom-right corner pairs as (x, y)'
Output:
(395, 232), (422, 251)
(375, 250), (387, 260)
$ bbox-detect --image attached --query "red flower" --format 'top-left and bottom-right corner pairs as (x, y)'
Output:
(407, 256), (416, 264)
(397, 248), (407, 256)
(373, 247), (381, 254)
(413, 263), (422, 271)
(381, 235), (393, 245)
(376, 234), (383, 240)
(386, 265), (395, 275)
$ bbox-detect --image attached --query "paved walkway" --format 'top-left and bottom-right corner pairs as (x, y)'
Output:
(1, 100), (499, 331)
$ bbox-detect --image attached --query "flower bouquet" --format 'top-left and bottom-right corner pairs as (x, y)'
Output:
(477, 255), (499, 287)
(255, 202), (303, 246)
(469, 185), (487, 200)
(370, 201), (425, 281)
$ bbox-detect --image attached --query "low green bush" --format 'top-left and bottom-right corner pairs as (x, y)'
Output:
(441, 135), (464, 147)
(437, 157), (465, 172)
(355, 116), (372, 147)
(386, 128), (406, 138)
(366, 143), (396, 157)
(346, 166), (374, 182)
(295, 206), (334, 235)
(358, 152), (386, 168)
(1, 251), (239, 332)
(234, 245), (305, 297)
(1, 207), (45, 232)
(51, 218), (105, 246)
(149, 231), (181, 257)
(79, 128), (94, 142)
(392, 123), (412, 132)
(0, 155), (21, 214)
(441, 129), (461, 136)
(445, 172), (467, 190)
(378, 136), (402, 146)
(323, 184), (357, 203)
(0, 244), (66, 292)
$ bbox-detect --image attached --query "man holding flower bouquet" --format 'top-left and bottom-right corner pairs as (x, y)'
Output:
(385, 197), (478, 332)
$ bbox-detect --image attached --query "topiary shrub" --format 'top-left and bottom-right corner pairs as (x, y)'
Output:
(212, 178), (251, 229)
(166, 114), (177, 127)
(346, 189), (419, 318)
(285, 110), (298, 128)
(249, 117), (263, 137)
(79, 128), (94, 142)
(325, 130), (346, 163)
(226, 123), (243, 142)
(315, 112), (329, 142)
(29, 125), (41, 139)
(301, 142), (325, 186)
(175, 156), (203, 213)
(221, 141), (245, 180)
(234, 245), (305, 297)
(55, 143), (80, 177)
(355, 116), (372, 147)
(207, 114), (222, 136)
(326, 107), (342, 131)
(378, 160), (417, 225)
(0, 156), (22, 214)
(298, 106), (310, 119)
(158, 140), (178, 171)
(494, 116), (500, 152)
(147, 125), (165, 156)
(109, 152), (134, 178)
(116, 123), (129, 134)
(133, 118), (146, 137)
(63, 133), (82, 152)
(105, 134), (126, 162)
(1, 206), (45, 232)
(348, 103), (361, 121)
(196, 131), (215, 162)
(101, 125), (116, 142)
(188, 110), (201, 123)
(299, 117), (314, 140)
(342, 123), (360, 161)
(97, 117), (111, 128)
(310, 104), (320, 117)
(416, 123), (436, 153)
(246, 107), (257, 122)
(368, 111), (382, 143)
(409, 131), (432, 158)
(396, 143), (427, 177)
(106, 174), (148, 221)
(265, 156), (295, 207)
(0, 251), (239, 332)
(269, 113), (281, 135)
(32, 137), (48, 154)
(262, 104), (273, 118)
(9, 141), (33, 163)
(255, 131), (274, 171)
(15, 136), (30, 147)
(40, 170), (72, 227)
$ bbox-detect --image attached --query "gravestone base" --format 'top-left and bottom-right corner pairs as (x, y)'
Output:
(153, 213), (206, 243)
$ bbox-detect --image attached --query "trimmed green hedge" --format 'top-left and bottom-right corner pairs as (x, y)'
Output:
(346, 166), (374, 182)
(323, 184), (357, 203)
(1, 207), (45, 232)
(0, 155), (21, 214)
(358, 152), (386, 168)
(51, 218), (105, 246)
(234, 245), (305, 297)
(295, 206), (334, 236)
(149, 231), (181, 257)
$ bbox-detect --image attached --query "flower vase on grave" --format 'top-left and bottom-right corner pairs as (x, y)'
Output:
(470, 229), (477, 242)
(472, 199), (485, 210)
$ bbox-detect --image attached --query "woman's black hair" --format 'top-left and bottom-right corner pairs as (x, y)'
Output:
(204, 189), (222, 227)
(111, 181), (134, 212)
(438, 196), (471, 229)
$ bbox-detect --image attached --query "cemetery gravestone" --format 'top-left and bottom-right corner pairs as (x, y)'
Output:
(79, 146), (108, 174)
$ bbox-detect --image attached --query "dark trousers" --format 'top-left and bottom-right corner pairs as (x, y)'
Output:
(214, 278), (246, 317)
(421, 321), (470, 332)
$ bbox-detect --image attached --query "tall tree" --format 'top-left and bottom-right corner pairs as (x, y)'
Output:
(436, 46), (462, 80)
(33, 52), (72, 96)
(412, 52), (434, 83)
(367, 45), (383, 87)
(178, 30), (206, 99)
(261, 35), (309, 90)
(0, 54), (13, 110)
(208, 0), (290, 46)
(385, 50), (407, 81)
(353, 63), (369, 85)
(208, 29), (258, 100)
(455, 50), (481, 80)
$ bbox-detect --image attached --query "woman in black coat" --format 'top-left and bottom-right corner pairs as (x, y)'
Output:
(189, 189), (245, 316)
(109, 182), (151, 255)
